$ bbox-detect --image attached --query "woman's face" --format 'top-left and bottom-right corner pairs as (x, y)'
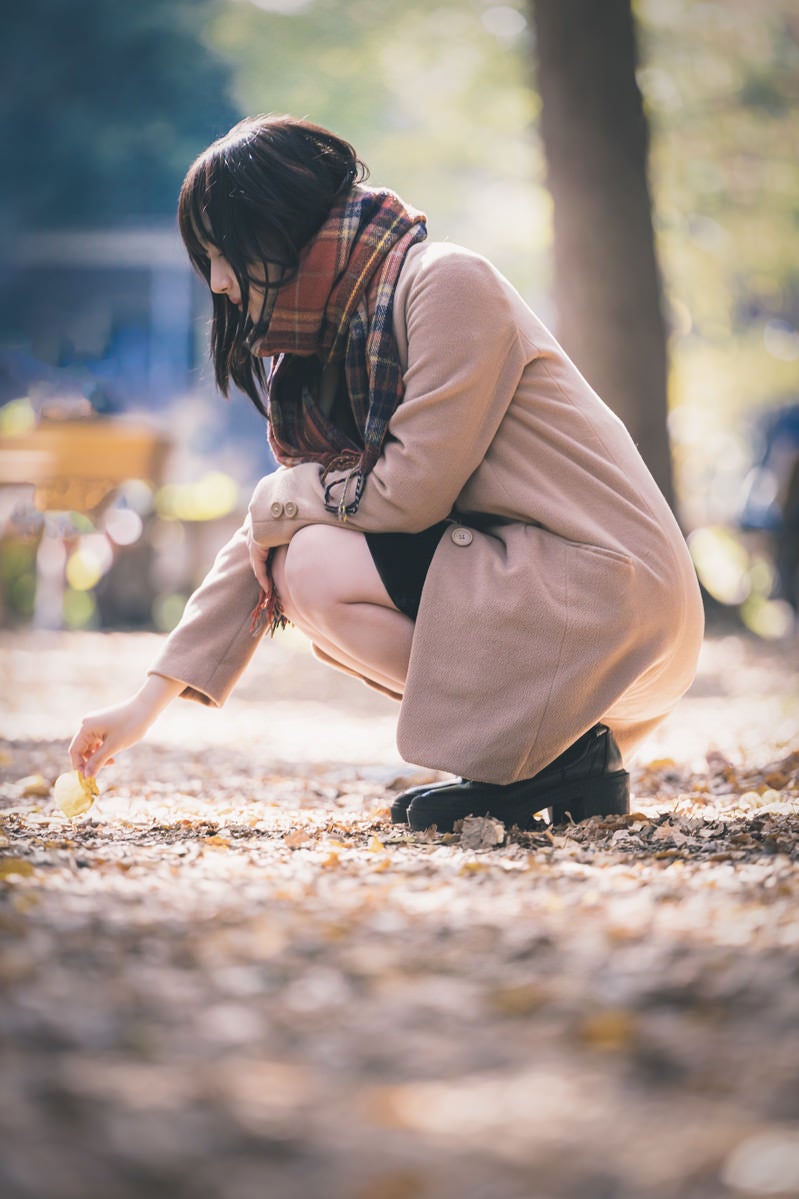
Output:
(207, 245), (282, 324)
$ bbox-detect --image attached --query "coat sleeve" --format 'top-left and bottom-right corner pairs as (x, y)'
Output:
(248, 249), (535, 546)
(146, 519), (265, 706)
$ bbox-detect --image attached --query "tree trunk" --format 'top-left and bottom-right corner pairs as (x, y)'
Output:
(531, 0), (674, 509)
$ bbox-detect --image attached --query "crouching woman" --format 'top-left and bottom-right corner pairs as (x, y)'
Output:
(69, 115), (704, 832)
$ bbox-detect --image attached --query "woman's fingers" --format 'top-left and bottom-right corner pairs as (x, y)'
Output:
(69, 724), (110, 774)
(83, 743), (115, 777)
(68, 727), (100, 771)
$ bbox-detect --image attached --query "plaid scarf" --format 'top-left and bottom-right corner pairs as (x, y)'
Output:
(253, 185), (427, 518)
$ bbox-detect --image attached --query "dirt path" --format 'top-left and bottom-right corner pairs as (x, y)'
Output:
(1, 627), (798, 1199)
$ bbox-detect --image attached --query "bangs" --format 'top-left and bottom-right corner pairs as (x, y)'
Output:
(178, 157), (226, 278)
(179, 149), (291, 295)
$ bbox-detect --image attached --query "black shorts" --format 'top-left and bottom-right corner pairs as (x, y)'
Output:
(365, 521), (448, 620)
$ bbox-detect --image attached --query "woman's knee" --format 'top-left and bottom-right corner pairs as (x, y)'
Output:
(275, 523), (395, 624)
(274, 524), (354, 622)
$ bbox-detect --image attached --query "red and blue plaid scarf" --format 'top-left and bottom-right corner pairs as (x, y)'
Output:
(253, 185), (427, 517)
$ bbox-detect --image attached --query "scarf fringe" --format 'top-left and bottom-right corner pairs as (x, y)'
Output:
(248, 549), (290, 638)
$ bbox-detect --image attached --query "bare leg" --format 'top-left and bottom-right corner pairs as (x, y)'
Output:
(270, 525), (415, 693)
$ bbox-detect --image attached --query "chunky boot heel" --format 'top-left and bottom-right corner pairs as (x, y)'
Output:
(548, 769), (630, 825)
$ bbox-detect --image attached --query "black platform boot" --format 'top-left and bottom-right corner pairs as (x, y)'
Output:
(404, 725), (629, 833)
(389, 779), (461, 824)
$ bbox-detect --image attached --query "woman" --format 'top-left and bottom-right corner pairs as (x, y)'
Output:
(69, 114), (704, 832)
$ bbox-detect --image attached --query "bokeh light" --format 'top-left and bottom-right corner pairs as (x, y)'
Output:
(65, 535), (114, 592)
(103, 507), (144, 547)
(62, 587), (97, 629)
(688, 526), (751, 605)
(155, 472), (238, 522)
(152, 592), (189, 632)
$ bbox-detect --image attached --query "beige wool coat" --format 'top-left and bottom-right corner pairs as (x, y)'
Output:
(149, 242), (704, 784)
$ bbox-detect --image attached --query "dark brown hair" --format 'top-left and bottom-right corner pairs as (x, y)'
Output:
(178, 114), (368, 413)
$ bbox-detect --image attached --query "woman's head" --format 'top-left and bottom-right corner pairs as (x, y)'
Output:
(179, 114), (368, 410)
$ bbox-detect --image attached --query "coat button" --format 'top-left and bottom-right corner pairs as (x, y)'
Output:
(284, 501), (298, 518)
(270, 501), (284, 518)
(450, 526), (473, 547)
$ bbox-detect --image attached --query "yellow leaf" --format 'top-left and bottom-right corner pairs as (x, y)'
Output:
(0, 858), (34, 880)
(322, 851), (341, 868)
(19, 774), (51, 798)
(459, 860), (490, 875)
(646, 757), (677, 771)
(53, 771), (99, 818)
(490, 982), (548, 1016)
(204, 835), (231, 847)
(578, 1009), (637, 1050)
(368, 835), (385, 853)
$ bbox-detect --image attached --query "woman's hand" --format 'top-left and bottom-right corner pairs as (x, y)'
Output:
(69, 675), (184, 776)
(247, 532), (272, 592)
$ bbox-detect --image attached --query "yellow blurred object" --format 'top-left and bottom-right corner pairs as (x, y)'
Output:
(1, 418), (169, 513)
(155, 470), (238, 522)
(687, 525), (751, 605)
(19, 773), (52, 798)
(53, 770), (99, 818)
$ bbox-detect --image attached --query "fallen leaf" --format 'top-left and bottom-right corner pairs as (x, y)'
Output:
(706, 750), (732, 773)
(53, 771), (99, 819)
(459, 860), (491, 875)
(0, 858), (35, 880)
(19, 774), (51, 798)
(578, 1008), (637, 1050)
(489, 982), (548, 1016)
(460, 816), (505, 849)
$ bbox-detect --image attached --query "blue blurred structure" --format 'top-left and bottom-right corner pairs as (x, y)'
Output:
(740, 403), (799, 610)
(0, 224), (273, 469)
(1, 227), (199, 412)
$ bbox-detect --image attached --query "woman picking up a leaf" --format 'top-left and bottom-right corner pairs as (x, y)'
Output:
(69, 115), (704, 832)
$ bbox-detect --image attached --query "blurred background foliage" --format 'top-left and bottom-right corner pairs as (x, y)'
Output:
(0, 0), (797, 635)
(0, 0), (238, 232)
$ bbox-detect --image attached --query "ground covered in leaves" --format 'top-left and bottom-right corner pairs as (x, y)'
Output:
(1, 626), (798, 1199)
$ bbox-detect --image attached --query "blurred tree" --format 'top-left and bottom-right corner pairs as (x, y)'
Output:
(637, 0), (799, 531)
(531, 0), (673, 507)
(0, 0), (239, 231)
